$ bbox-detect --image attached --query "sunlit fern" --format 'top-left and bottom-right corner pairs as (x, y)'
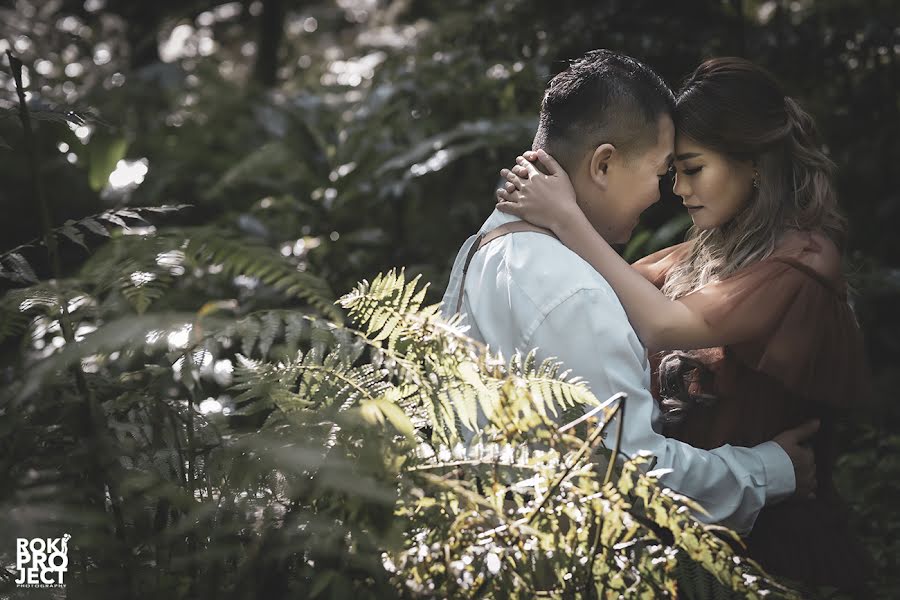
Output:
(0, 205), (190, 284)
(0, 281), (96, 343)
(182, 227), (342, 322)
(1, 264), (803, 600)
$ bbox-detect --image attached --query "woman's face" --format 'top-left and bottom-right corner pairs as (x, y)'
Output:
(671, 136), (755, 230)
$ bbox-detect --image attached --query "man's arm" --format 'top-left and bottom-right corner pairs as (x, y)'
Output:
(526, 287), (796, 534)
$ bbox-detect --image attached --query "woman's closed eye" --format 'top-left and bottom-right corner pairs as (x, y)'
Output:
(679, 166), (703, 175)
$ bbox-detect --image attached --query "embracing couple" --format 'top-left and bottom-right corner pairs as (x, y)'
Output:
(440, 50), (870, 594)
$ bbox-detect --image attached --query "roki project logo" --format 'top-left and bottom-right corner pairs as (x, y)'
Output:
(15, 534), (71, 588)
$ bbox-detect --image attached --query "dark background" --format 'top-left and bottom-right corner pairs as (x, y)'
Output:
(1, 0), (898, 595)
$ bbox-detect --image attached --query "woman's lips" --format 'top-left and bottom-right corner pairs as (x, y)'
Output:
(684, 205), (704, 212)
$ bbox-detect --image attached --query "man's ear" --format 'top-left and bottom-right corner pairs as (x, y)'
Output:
(588, 143), (616, 188)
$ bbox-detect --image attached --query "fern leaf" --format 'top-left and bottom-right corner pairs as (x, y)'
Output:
(60, 221), (88, 250)
(184, 230), (341, 322)
(79, 217), (111, 238)
(1, 252), (39, 284)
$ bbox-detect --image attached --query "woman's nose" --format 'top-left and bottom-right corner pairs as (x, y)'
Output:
(672, 172), (689, 198)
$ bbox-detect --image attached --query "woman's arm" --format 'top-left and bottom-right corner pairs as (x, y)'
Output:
(552, 207), (715, 350)
(496, 149), (718, 351)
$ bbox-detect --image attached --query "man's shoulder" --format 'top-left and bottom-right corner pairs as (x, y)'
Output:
(490, 232), (621, 311)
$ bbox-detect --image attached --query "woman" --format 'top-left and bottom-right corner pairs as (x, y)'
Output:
(495, 58), (871, 594)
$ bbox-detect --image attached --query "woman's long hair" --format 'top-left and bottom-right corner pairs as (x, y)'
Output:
(661, 57), (846, 299)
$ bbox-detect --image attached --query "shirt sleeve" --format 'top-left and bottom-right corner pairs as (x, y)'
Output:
(526, 287), (795, 534)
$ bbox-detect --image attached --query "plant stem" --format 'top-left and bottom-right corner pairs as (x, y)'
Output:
(6, 49), (132, 592)
(526, 393), (626, 526)
(6, 50), (99, 436)
(602, 395), (626, 486)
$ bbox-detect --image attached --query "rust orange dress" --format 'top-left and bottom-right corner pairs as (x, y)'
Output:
(632, 230), (872, 595)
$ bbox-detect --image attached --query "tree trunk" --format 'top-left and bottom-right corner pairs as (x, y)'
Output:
(254, 0), (286, 88)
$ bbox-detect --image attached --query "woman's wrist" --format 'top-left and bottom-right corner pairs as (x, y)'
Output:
(553, 204), (592, 239)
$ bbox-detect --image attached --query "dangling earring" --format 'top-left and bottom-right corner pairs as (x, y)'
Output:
(752, 170), (760, 190)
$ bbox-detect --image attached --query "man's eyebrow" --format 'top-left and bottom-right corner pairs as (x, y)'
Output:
(675, 152), (702, 161)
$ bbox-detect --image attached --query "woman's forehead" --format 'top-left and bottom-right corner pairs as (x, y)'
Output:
(674, 136), (707, 158)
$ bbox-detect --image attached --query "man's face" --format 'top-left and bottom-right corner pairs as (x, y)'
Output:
(572, 115), (675, 244)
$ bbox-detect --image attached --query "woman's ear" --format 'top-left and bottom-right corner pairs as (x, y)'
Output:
(588, 143), (616, 188)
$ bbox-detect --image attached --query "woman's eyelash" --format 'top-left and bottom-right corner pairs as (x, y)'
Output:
(681, 166), (702, 175)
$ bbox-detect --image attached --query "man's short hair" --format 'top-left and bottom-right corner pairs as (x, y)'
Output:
(533, 50), (675, 170)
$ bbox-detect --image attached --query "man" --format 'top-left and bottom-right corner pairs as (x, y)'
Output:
(439, 50), (815, 534)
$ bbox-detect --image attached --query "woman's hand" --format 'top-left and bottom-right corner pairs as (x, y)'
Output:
(495, 149), (582, 235)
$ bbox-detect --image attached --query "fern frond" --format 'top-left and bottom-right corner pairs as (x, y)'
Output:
(507, 351), (597, 418)
(0, 205), (190, 270)
(620, 457), (802, 599)
(0, 252), (39, 284)
(339, 269), (430, 345)
(18, 313), (197, 399)
(339, 269), (601, 445)
(203, 141), (321, 200)
(0, 282), (96, 343)
(0, 101), (96, 127)
(79, 235), (180, 314)
(184, 229), (341, 322)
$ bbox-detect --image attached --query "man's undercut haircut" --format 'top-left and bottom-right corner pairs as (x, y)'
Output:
(533, 50), (675, 170)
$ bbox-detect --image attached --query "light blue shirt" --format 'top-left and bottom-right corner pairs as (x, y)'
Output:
(440, 209), (795, 533)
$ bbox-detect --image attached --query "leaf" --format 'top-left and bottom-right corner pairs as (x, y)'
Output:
(60, 221), (88, 250)
(87, 135), (128, 191)
(114, 209), (146, 221)
(2, 252), (38, 283)
(308, 571), (336, 598)
(138, 204), (192, 213)
(79, 217), (110, 237)
(99, 212), (130, 229)
(373, 396), (416, 440)
(647, 213), (693, 253)
(374, 117), (535, 178)
(623, 229), (652, 263)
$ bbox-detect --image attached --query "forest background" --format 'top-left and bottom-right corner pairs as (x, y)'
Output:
(0, 0), (898, 598)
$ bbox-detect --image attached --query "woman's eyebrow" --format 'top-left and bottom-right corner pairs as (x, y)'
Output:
(675, 152), (703, 161)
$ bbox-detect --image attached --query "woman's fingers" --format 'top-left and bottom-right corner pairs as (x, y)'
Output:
(513, 156), (541, 179)
(535, 148), (563, 175)
(515, 155), (542, 177)
(498, 165), (527, 193)
(496, 201), (519, 215)
(496, 187), (517, 207)
(512, 164), (528, 178)
(496, 190), (521, 217)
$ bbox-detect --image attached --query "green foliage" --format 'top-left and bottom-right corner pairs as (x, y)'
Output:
(86, 133), (128, 192)
(1, 0), (895, 596)
(0, 252), (801, 598)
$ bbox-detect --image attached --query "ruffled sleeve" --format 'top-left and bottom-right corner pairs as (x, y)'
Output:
(677, 233), (871, 409)
(631, 241), (693, 289)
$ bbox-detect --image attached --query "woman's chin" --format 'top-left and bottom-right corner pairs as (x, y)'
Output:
(688, 215), (714, 231)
